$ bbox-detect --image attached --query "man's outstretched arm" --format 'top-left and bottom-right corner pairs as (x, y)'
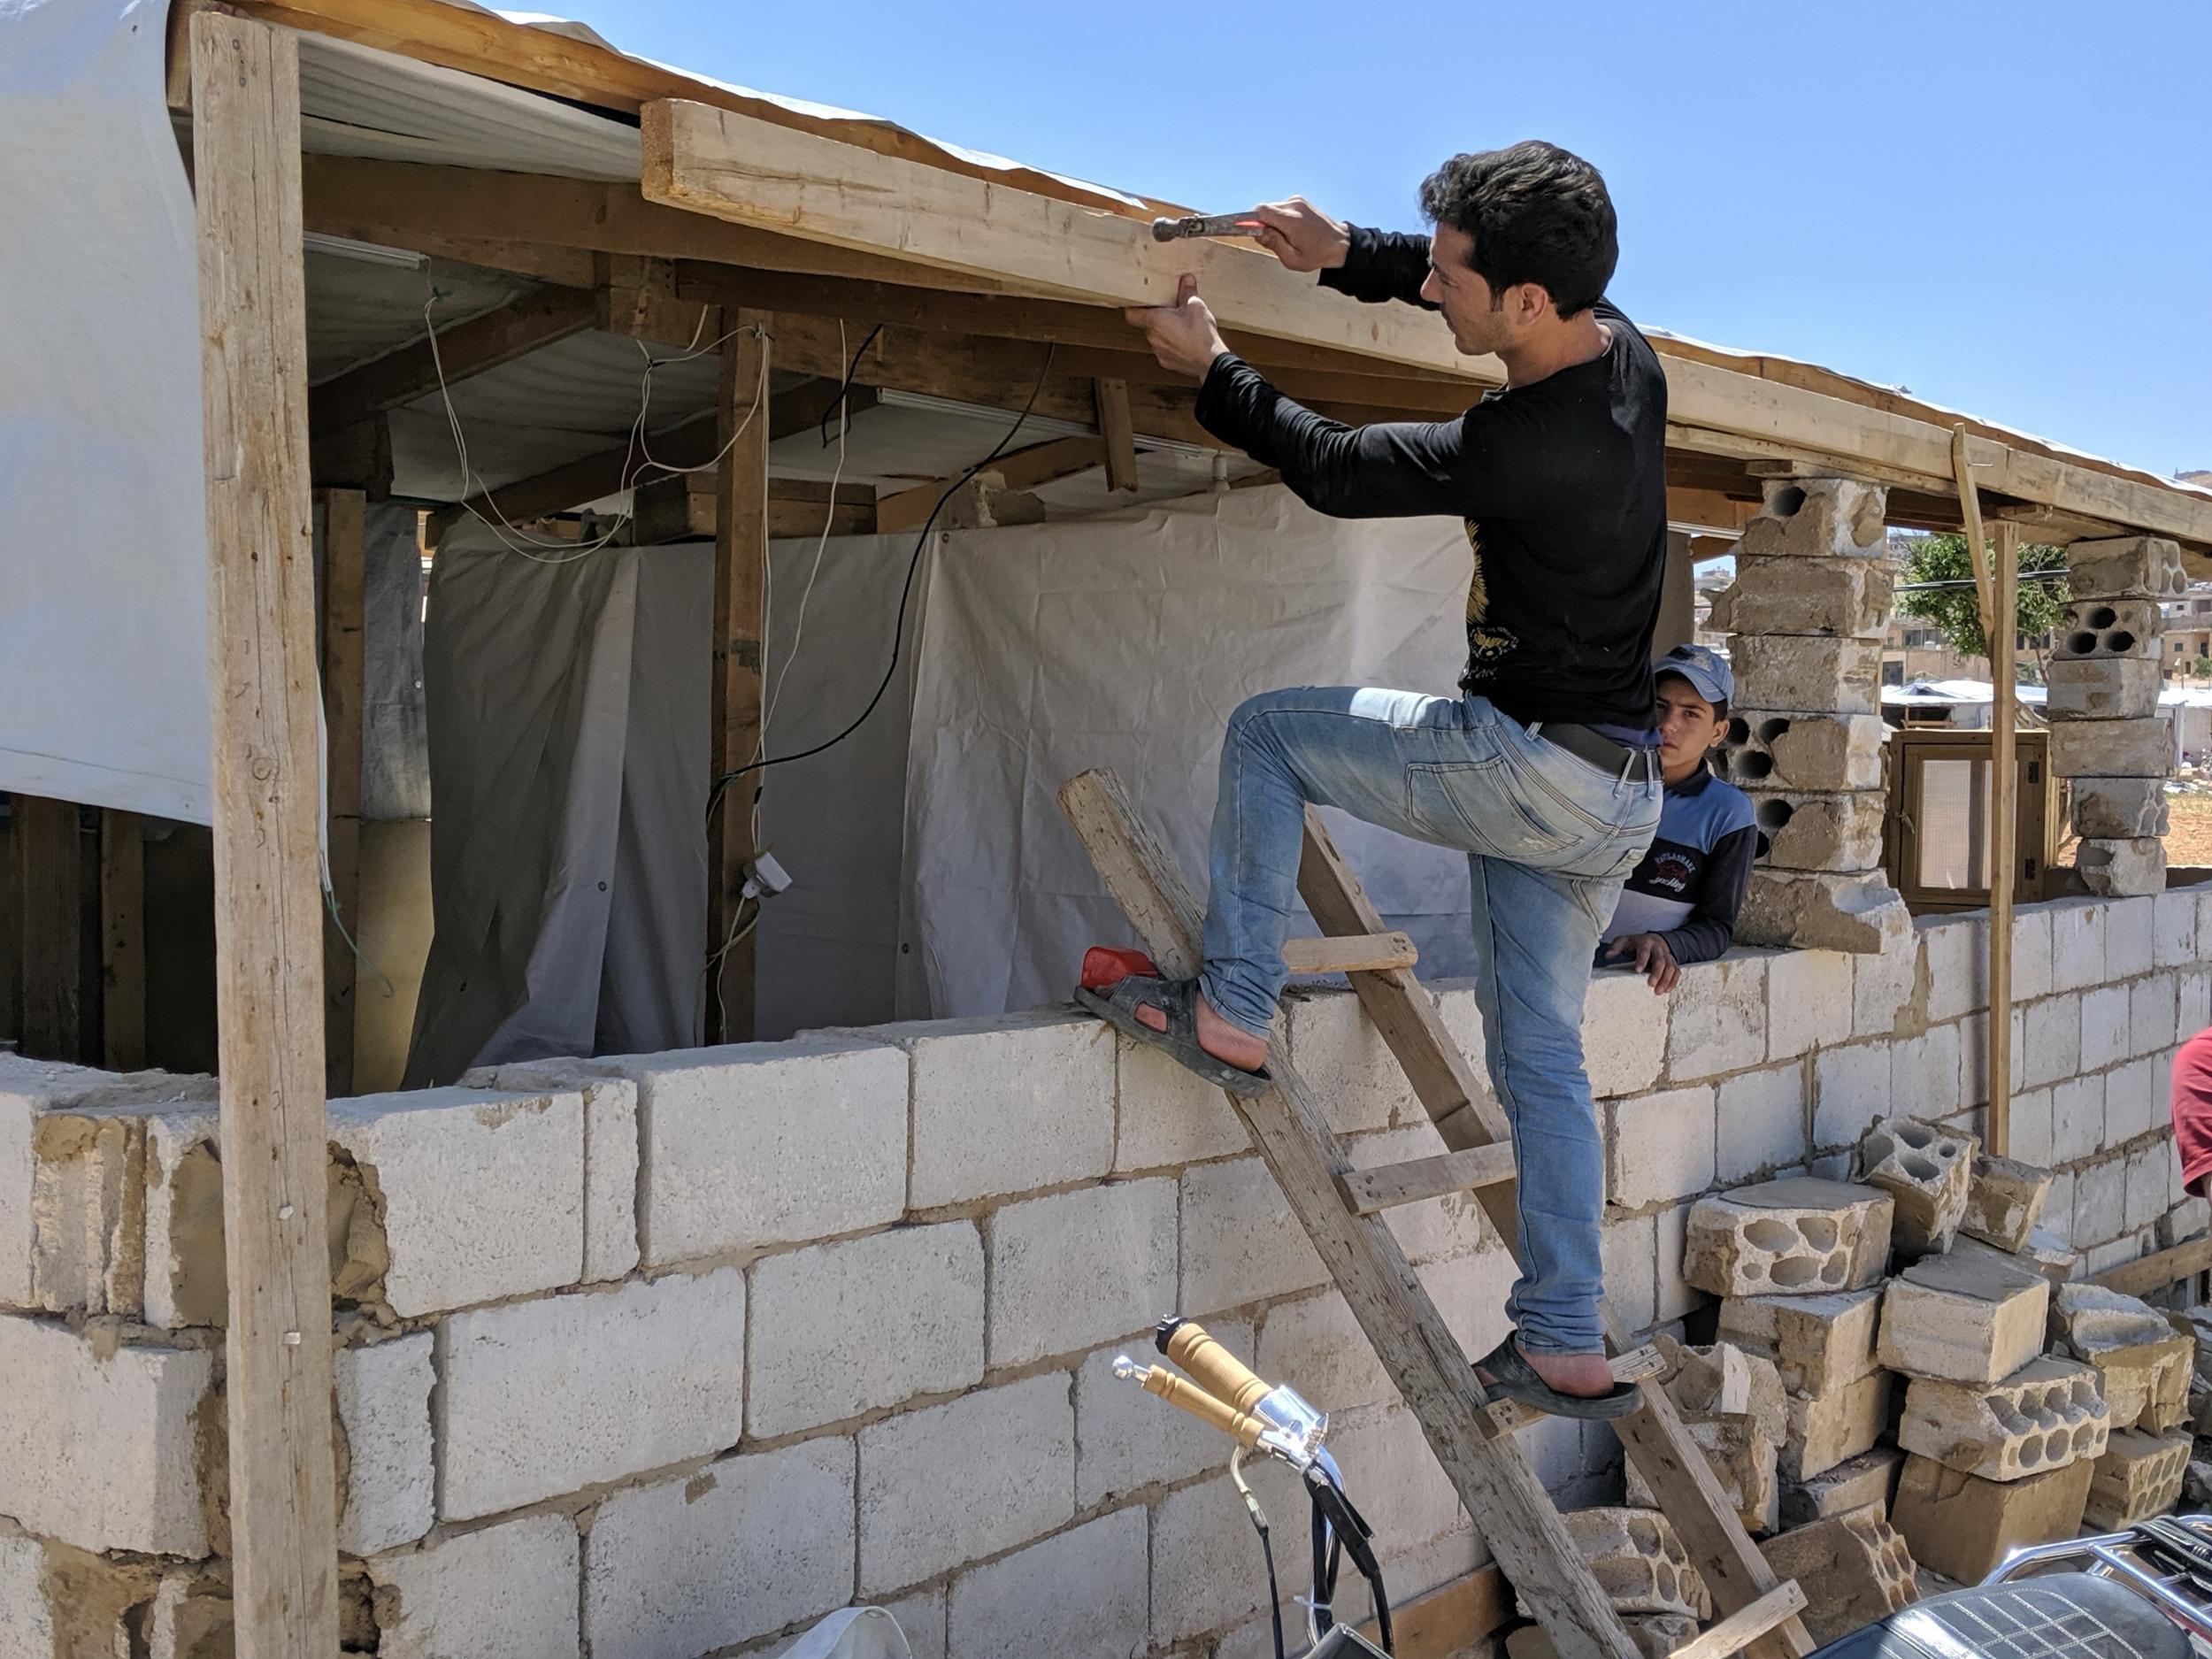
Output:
(1246, 201), (1436, 312)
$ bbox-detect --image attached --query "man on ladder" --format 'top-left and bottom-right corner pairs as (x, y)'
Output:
(1096, 142), (1666, 1417)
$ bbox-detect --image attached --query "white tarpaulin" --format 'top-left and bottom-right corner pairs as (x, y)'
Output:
(895, 488), (1480, 1019)
(0, 0), (211, 821)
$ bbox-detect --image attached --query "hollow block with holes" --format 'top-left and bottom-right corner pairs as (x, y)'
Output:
(2084, 1428), (2193, 1527)
(1959, 1154), (2054, 1253)
(1857, 1116), (1978, 1256)
(2053, 597), (2163, 663)
(1757, 1505), (1917, 1647)
(1898, 1355), (2111, 1482)
(2048, 1282), (2195, 1432)
(1717, 1286), (1884, 1398)
(1744, 788), (1888, 873)
(1736, 477), (1889, 560)
(1717, 710), (1886, 795)
(1518, 1509), (1712, 1620)
(1681, 1178), (1893, 1298)
(1878, 1248), (2049, 1385)
(2068, 535), (2188, 601)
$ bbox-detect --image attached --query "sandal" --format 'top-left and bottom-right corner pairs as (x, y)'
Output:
(1473, 1334), (1642, 1421)
(1073, 949), (1274, 1099)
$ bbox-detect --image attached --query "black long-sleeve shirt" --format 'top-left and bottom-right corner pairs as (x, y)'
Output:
(1194, 225), (1669, 730)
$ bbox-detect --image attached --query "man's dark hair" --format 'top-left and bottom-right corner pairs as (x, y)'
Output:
(1418, 141), (1618, 319)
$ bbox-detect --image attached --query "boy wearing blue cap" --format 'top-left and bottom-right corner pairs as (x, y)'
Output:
(1600, 644), (1759, 994)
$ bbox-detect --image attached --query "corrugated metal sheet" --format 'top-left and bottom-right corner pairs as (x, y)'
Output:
(306, 249), (528, 381)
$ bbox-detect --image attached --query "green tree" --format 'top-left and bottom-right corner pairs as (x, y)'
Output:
(1895, 533), (2070, 668)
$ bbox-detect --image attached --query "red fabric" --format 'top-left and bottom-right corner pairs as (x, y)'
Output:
(1079, 946), (1159, 994)
(2173, 1025), (2212, 1196)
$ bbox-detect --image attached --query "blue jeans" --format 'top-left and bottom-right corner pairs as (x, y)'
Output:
(1198, 687), (1662, 1355)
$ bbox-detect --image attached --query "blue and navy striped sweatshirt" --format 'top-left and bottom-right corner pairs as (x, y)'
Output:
(1598, 763), (1759, 967)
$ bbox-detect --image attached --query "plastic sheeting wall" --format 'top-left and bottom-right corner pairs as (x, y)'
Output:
(0, 0), (211, 821)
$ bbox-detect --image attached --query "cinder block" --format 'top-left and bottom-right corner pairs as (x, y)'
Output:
(2008, 1087), (2057, 1167)
(1898, 1355), (2110, 1483)
(1079, 1318), (1256, 1507)
(1602, 1210), (1659, 1333)
(1324, 1405), (1470, 1555)
(336, 1333), (434, 1555)
(1180, 1156), (1327, 1316)
(2055, 597), (2163, 662)
(1779, 1444), (1902, 1527)
(2079, 983), (2132, 1074)
(1424, 1243), (1518, 1366)
(1854, 934), (1922, 1040)
(2068, 536), (2187, 601)
(880, 1590), (948, 1659)
(1509, 1616), (1695, 1659)
(2107, 890), (2165, 979)
(1607, 1086), (1717, 1210)
(1764, 949), (1855, 1060)
(1740, 477), (1889, 559)
(2071, 775), (2170, 840)
(1721, 710), (1887, 794)
(2126, 1140), (2175, 1234)
(1665, 956), (1768, 1081)
(1756, 1505), (1917, 1646)
(2084, 1429), (2192, 1528)
(611, 1037), (904, 1267)
(368, 1513), (580, 1659)
(440, 1268), (747, 1520)
(1812, 1041), (1889, 1149)
(1717, 1285), (1882, 1397)
(2023, 994), (2084, 1091)
(1961, 1155), (2054, 1252)
(2131, 979), (2179, 1061)
(949, 1509), (1148, 1659)
(1890, 1452), (2092, 1581)
(1752, 789), (1889, 873)
(1115, 1034), (1249, 1172)
(1732, 635), (1884, 716)
(2072, 1155), (2128, 1247)
(2020, 1227), (2082, 1283)
(2105, 1056), (2161, 1144)
(1877, 1249), (2050, 1385)
(1920, 915), (1988, 1024)
(898, 1013), (1115, 1209)
(1582, 970), (1671, 1098)
(749, 1222), (982, 1437)
(858, 1373), (1074, 1595)
(1858, 1116), (1977, 1256)
(0, 1533), (50, 1654)
(1151, 1464), (1312, 1644)
(2046, 659), (2162, 720)
(2011, 905), (2055, 1001)
(1682, 1178), (1892, 1297)
(1550, 1509), (1710, 1619)
(1741, 871), (1910, 956)
(581, 1438), (855, 1657)
(1784, 1367), (1893, 1481)
(0, 1316), (214, 1555)
(2050, 717), (2171, 780)
(1709, 556), (1893, 637)
(2049, 1281), (2193, 1432)
(330, 1084), (586, 1317)
(2077, 838), (2167, 898)
(1716, 1064), (1809, 1186)
(0, 1056), (129, 1310)
(1655, 1201), (1703, 1324)
(1285, 990), (1416, 1133)
(987, 1180), (1175, 1368)
(1350, 1124), (1491, 1266)
(2050, 1071), (2106, 1164)
(469, 1059), (640, 1282)
(2155, 887), (2200, 969)
(1624, 1409), (1777, 1533)
(2046, 898), (2110, 993)
(1659, 1338), (1786, 1445)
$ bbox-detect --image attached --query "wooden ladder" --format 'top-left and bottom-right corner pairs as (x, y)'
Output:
(1060, 770), (1813, 1659)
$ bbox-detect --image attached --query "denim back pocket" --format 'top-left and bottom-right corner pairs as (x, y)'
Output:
(1406, 759), (1578, 860)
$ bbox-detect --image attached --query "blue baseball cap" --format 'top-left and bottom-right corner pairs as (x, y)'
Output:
(1656, 642), (1733, 707)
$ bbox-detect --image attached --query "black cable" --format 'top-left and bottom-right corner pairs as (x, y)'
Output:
(818, 323), (884, 447)
(708, 341), (1058, 818)
(1252, 1502), (1287, 1659)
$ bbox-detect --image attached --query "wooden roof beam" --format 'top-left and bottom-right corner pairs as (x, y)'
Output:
(307, 286), (596, 433)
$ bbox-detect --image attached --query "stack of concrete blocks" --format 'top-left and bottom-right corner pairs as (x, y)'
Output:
(1757, 1507), (1920, 1647)
(2047, 536), (2186, 897)
(2045, 1282), (2195, 1528)
(5, 880), (2211, 1656)
(1506, 1509), (1711, 1659)
(1623, 1339), (1786, 1534)
(1710, 474), (1910, 956)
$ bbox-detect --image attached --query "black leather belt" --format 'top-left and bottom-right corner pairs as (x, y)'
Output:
(1536, 721), (1660, 783)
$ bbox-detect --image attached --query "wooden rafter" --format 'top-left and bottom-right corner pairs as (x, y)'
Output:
(307, 286), (595, 432)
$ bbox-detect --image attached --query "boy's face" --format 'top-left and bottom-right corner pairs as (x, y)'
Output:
(1655, 676), (1723, 775)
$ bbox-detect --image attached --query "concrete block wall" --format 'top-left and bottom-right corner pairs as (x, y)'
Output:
(1, 883), (2206, 1655)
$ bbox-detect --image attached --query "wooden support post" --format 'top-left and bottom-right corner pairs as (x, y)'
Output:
(1956, 429), (2016, 1156)
(12, 795), (84, 1062)
(705, 310), (771, 1042)
(319, 488), (366, 1096)
(1095, 377), (1139, 492)
(100, 810), (146, 1071)
(191, 13), (342, 1655)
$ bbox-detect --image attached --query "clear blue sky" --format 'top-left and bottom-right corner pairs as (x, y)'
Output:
(562, 0), (2209, 476)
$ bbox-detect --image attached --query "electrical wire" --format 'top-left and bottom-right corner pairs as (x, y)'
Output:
(764, 320), (852, 741)
(1231, 1448), (1288, 1659)
(708, 340), (1058, 818)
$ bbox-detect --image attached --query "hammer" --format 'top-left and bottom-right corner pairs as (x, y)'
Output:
(1149, 211), (1262, 242)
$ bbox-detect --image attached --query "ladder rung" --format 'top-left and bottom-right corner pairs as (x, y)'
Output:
(1340, 1145), (1518, 1214)
(1664, 1579), (1809, 1659)
(1485, 1346), (1667, 1436)
(1280, 930), (1417, 975)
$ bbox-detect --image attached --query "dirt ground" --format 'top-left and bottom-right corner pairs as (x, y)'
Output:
(2163, 793), (2212, 869)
